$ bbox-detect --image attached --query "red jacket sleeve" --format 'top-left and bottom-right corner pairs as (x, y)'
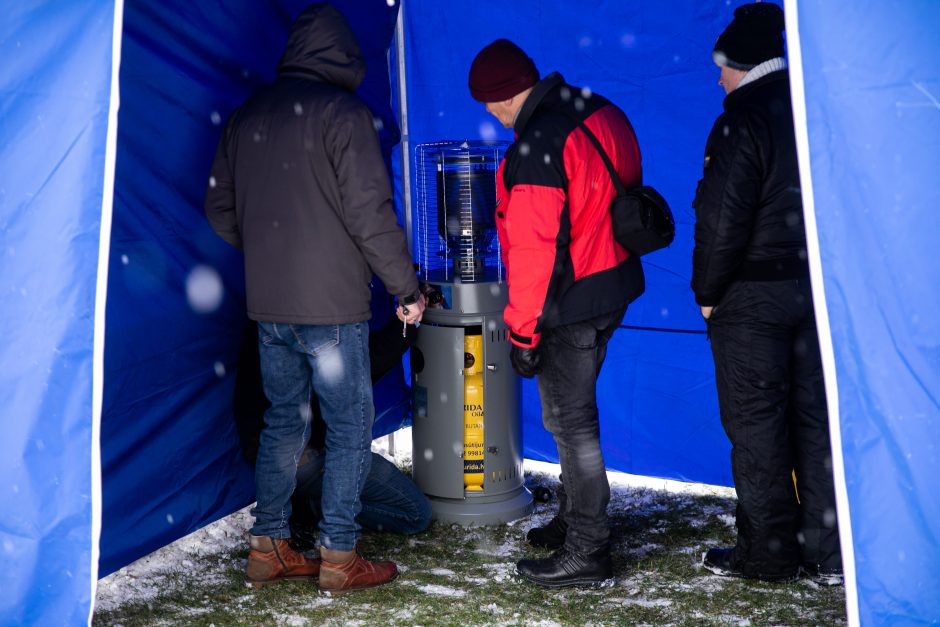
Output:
(495, 159), (566, 348)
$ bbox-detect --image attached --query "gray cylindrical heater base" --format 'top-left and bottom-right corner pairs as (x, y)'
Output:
(411, 280), (533, 527)
(428, 486), (534, 527)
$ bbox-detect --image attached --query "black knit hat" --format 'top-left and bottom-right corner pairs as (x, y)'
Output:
(713, 3), (785, 70)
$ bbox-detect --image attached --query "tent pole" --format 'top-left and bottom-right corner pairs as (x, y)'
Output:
(394, 0), (413, 253)
(390, 0), (412, 459)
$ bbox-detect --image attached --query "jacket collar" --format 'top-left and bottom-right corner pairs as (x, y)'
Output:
(514, 72), (565, 134)
(724, 69), (788, 110)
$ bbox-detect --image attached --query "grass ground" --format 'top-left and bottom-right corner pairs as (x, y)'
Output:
(94, 466), (846, 626)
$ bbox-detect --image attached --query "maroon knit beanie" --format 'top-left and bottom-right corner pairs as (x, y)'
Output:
(468, 39), (539, 102)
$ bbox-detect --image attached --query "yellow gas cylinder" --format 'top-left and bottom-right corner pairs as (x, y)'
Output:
(463, 333), (485, 492)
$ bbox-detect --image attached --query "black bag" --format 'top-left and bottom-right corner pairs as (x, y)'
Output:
(569, 116), (675, 256)
(609, 185), (675, 257)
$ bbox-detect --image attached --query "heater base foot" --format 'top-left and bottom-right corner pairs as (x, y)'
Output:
(428, 487), (534, 526)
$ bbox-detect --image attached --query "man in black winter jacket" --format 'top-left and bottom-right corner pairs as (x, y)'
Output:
(692, 3), (842, 585)
(204, 4), (425, 593)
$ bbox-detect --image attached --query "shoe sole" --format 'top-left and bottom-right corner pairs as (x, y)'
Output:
(245, 575), (318, 589)
(319, 570), (399, 596)
(701, 552), (798, 582)
(516, 569), (614, 589)
(798, 566), (843, 587)
(702, 563), (798, 583)
(702, 561), (745, 579)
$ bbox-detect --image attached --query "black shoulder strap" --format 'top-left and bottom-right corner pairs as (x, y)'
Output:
(561, 111), (627, 196)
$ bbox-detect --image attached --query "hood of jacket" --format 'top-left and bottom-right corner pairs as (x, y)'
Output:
(276, 4), (365, 92)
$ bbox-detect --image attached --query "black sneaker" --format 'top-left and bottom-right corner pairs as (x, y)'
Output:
(703, 547), (746, 578)
(516, 546), (612, 588)
(702, 547), (798, 582)
(801, 563), (844, 587)
(526, 517), (567, 549)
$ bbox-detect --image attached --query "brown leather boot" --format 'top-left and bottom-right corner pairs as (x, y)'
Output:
(245, 535), (321, 588)
(318, 546), (398, 593)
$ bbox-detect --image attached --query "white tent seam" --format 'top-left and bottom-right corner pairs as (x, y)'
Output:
(89, 0), (125, 624)
(395, 0), (414, 253)
(784, 2), (858, 625)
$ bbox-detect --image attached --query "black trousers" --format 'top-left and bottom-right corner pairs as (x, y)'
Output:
(708, 279), (841, 578)
(537, 307), (626, 553)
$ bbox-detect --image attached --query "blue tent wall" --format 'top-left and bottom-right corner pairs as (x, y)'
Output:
(398, 0), (742, 485)
(0, 3), (117, 625)
(100, 0), (403, 576)
(791, 2), (940, 623)
(5, 1), (939, 623)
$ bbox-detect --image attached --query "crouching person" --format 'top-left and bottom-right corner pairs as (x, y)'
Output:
(204, 4), (425, 592)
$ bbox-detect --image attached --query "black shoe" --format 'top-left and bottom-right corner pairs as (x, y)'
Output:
(526, 517), (567, 549)
(703, 547), (746, 578)
(801, 563), (844, 587)
(703, 547), (798, 582)
(516, 546), (612, 588)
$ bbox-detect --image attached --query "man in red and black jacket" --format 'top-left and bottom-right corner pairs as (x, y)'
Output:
(469, 39), (645, 588)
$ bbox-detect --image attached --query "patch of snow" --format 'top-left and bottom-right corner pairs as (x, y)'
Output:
(96, 507), (252, 612)
(416, 584), (466, 597)
(480, 561), (517, 584)
(606, 597), (673, 608)
(525, 460), (735, 497)
(481, 602), (503, 614)
(473, 536), (517, 558)
(626, 543), (662, 558)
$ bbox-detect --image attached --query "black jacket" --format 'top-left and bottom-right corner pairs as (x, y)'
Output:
(692, 70), (808, 307)
(205, 4), (417, 324)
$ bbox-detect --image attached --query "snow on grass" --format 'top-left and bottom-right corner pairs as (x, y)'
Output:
(95, 507), (252, 612)
(94, 434), (846, 626)
(415, 583), (467, 597)
(479, 560), (517, 584)
(604, 596), (673, 608)
(625, 542), (662, 558)
(472, 534), (518, 558)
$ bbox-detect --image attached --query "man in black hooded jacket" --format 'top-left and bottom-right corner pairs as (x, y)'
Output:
(205, 4), (424, 592)
(692, 3), (842, 585)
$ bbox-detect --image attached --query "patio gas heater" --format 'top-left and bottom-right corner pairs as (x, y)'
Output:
(410, 140), (533, 525)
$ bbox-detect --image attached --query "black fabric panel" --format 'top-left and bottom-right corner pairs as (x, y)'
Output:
(539, 255), (645, 332)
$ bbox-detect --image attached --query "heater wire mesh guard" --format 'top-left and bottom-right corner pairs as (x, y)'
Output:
(413, 140), (509, 282)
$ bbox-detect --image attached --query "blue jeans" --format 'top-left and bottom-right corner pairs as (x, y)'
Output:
(294, 450), (432, 535)
(536, 307), (626, 553)
(252, 321), (373, 551)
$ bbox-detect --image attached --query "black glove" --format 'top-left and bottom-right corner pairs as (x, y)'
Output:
(510, 345), (542, 379)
